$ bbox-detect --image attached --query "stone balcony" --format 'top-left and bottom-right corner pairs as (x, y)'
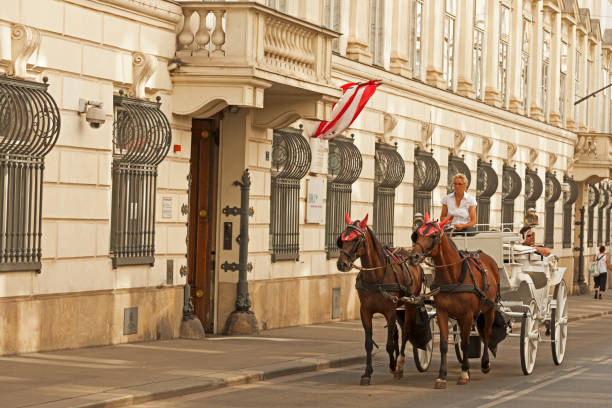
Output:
(172, 2), (340, 123)
(573, 133), (612, 182)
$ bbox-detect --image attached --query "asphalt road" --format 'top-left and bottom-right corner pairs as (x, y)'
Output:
(132, 316), (612, 408)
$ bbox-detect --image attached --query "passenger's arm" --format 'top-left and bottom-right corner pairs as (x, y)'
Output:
(463, 205), (477, 228)
(440, 204), (449, 221)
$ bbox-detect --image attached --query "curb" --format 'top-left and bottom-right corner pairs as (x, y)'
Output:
(567, 309), (612, 323)
(37, 354), (366, 408)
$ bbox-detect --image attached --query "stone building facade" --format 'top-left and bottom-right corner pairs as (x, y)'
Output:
(1, 0), (612, 354)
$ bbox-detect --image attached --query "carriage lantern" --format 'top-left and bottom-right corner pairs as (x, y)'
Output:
(524, 208), (539, 227)
(413, 212), (425, 229)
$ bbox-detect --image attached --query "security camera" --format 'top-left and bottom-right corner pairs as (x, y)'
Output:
(78, 99), (106, 129)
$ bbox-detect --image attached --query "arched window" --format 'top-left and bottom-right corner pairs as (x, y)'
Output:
(447, 154), (471, 194)
(374, 143), (405, 246)
(544, 172), (561, 248)
(476, 160), (498, 231)
(110, 94), (171, 267)
(326, 136), (362, 258)
(562, 176), (578, 248)
(597, 183), (608, 247)
(587, 184), (599, 248)
(525, 168), (543, 216)
(270, 128), (311, 261)
(502, 165), (522, 231)
(413, 148), (440, 219)
(0, 76), (60, 271)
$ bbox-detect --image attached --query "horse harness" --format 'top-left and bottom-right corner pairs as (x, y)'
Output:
(429, 250), (497, 308)
(340, 222), (415, 304)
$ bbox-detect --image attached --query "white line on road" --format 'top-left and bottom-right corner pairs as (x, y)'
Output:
(481, 390), (515, 400)
(477, 366), (589, 408)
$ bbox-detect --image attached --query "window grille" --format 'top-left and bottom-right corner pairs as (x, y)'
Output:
(562, 176), (578, 248)
(606, 185), (612, 245)
(524, 168), (543, 216)
(0, 76), (60, 272)
(476, 160), (498, 231)
(447, 154), (471, 194)
(270, 128), (311, 261)
(374, 143), (405, 246)
(412, 0), (424, 78)
(473, 0), (486, 99)
(110, 94), (171, 268)
(323, 0), (341, 52)
(502, 164), (522, 231)
(443, 0), (456, 90)
(499, 4), (510, 108)
(587, 184), (599, 248)
(597, 184), (608, 247)
(413, 148), (440, 219)
(521, 17), (531, 110)
(326, 136), (362, 258)
(544, 172), (561, 248)
(369, 0), (384, 66)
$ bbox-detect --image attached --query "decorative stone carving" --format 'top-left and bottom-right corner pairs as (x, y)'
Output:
(547, 152), (558, 172)
(418, 122), (434, 151)
(478, 137), (493, 162)
(449, 130), (466, 156)
(529, 147), (539, 166)
(504, 141), (517, 166)
(575, 135), (597, 156)
(9, 24), (41, 79)
(132, 52), (157, 99)
(380, 113), (398, 144)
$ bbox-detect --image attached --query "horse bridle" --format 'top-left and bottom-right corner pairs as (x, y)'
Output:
(412, 222), (443, 259)
(339, 222), (367, 262)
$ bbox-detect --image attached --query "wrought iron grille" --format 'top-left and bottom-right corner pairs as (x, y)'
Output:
(476, 160), (498, 231)
(447, 154), (471, 194)
(326, 136), (362, 258)
(544, 172), (561, 248)
(270, 128), (311, 262)
(524, 168), (543, 215)
(0, 76), (60, 272)
(587, 184), (599, 248)
(502, 165), (521, 231)
(374, 143), (405, 246)
(606, 185), (612, 245)
(562, 176), (578, 248)
(110, 94), (171, 268)
(413, 148), (440, 219)
(597, 184), (609, 246)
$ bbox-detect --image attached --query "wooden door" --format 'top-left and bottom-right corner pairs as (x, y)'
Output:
(188, 119), (219, 333)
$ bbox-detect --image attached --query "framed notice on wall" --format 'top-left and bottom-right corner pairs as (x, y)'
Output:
(162, 197), (172, 219)
(306, 178), (324, 224)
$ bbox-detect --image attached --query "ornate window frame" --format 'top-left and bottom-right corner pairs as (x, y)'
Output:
(411, 0), (425, 78)
(447, 154), (471, 194)
(499, 2), (510, 108)
(521, 15), (532, 110)
(502, 164), (522, 231)
(587, 184), (599, 248)
(325, 136), (362, 258)
(597, 183), (609, 247)
(413, 148), (440, 219)
(544, 172), (561, 248)
(524, 168), (543, 216)
(473, 0), (486, 99)
(476, 160), (498, 231)
(374, 143), (405, 246)
(562, 176), (578, 249)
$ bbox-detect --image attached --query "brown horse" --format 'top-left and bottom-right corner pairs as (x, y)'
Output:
(337, 213), (425, 385)
(407, 214), (500, 389)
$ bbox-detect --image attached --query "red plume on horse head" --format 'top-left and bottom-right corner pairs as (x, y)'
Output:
(358, 214), (368, 229)
(344, 212), (352, 225)
(438, 217), (452, 229)
(424, 212), (431, 223)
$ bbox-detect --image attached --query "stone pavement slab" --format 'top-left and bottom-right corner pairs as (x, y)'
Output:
(2, 295), (611, 408)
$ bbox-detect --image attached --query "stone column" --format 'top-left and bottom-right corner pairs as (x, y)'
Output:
(548, 9), (562, 126)
(346, 0), (372, 64)
(484, 0), (501, 106)
(529, 0), (544, 120)
(389, 0), (410, 76)
(508, 0), (524, 113)
(456, 0), (475, 97)
(425, 0), (445, 88)
(565, 23), (577, 131)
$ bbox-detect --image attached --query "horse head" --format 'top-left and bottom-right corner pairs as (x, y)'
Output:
(408, 212), (451, 265)
(336, 213), (368, 272)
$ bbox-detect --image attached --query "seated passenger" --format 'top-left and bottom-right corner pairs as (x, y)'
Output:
(519, 226), (552, 257)
(441, 173), (477, 236)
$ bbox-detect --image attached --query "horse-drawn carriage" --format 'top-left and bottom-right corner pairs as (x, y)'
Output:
(412, 229), (569, 376)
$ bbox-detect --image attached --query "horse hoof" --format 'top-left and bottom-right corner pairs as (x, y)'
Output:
(394, 371), (403, 380)
(360, 376), (371, 386)
(434, 379), (447, 389)
(482, 363), (491, 374)
(457, 377), (470, 385)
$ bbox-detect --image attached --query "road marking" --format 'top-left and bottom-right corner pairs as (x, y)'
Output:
(205, 337), (301, 342)
(477, 366), (589, 408)
(302, 325), (363, 331)
(591, 356), (606, 362)
(117, 344), (225, 353)
(481, 390), (514, 400)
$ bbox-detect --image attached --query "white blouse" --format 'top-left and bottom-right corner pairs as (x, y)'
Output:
(441, 192), (477, 226)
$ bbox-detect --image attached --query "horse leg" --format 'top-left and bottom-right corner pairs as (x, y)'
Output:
(395, 310), (406, 379)
(480, 308), (495, 374)
(360, 307), (374, 385)
(457, 315), (474, 385)
(384, 310), (397, 374)
(434, 310), (449, 389)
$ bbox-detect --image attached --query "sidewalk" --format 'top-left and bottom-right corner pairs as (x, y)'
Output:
(3, 295), (612, 408)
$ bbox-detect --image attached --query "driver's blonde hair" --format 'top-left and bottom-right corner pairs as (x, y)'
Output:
(453, 173), (468, 186)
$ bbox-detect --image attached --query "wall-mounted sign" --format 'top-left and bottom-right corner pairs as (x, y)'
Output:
(162, 197), (173, 219)
(306, 178), (324, 224)
(309, 137), (327, 174)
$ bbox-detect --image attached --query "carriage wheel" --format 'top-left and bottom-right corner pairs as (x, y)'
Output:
(413, 318), (435, 372)
(520, 300), (539, 375)
(551, 280), (568, 365)
(453, 324), (464, 363)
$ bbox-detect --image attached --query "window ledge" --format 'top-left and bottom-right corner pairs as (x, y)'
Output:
(112, 256), (155, 268)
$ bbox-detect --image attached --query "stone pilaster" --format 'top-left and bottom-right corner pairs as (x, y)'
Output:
(389, 0), (411, 76)
(484, 0), (501, 106)
(529, 0), (544, 120)
(346, 0), (372, 64)
(456, 0), (475, 97)
(549, 9), (562, 126)
(565, 23), (577, 131)
(425, 0), (445, 88)
(508, 0), (524, 113)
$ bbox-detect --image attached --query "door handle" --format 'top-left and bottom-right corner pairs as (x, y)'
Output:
(199, 209), (207, 218)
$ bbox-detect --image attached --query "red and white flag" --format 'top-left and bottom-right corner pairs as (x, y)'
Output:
(303, 80), (381, 140)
